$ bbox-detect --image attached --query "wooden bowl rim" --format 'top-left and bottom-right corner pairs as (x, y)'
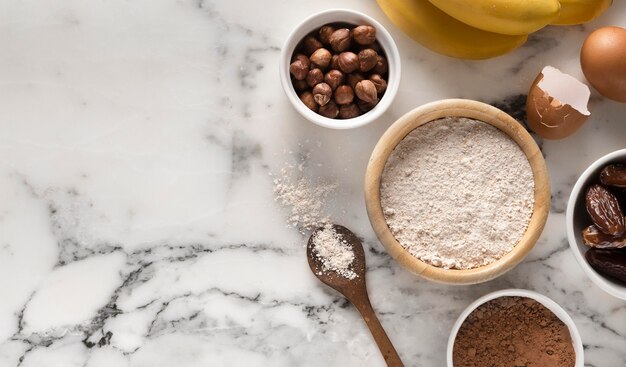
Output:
(364, 99), (550, 285)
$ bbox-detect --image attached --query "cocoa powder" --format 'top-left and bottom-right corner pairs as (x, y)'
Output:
(453, 296), (576, 367)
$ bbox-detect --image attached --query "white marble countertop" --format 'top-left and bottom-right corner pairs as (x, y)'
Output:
(1, 1), (625, 366)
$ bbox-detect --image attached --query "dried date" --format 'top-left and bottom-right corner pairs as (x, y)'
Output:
(585, 248), (626, 284)
(582, 224), (626, 249)
(585, 184), (625, 236)
(600, 164), (626, 188)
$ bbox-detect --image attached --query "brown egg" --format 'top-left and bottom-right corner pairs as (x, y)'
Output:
(526, 66), (590, 140)
(580, 26), (626, 103)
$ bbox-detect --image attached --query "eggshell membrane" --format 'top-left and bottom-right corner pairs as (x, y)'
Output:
(526, 71), (590, 140)
(581, 26), (626, 103)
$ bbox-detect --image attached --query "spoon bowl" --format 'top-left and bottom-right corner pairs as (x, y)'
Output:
(307, 224), (367, 298)
(307, 224), (404, 367)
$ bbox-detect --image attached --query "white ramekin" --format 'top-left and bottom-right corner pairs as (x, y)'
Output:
(447, 289), (584, 367)
(566, 149), (626, 300)
(279, 9), (401, 129)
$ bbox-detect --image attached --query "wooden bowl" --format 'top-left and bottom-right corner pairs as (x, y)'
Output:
(364, 99), (550, 285)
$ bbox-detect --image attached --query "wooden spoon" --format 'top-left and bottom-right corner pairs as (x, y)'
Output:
(307, 224), (404, 367)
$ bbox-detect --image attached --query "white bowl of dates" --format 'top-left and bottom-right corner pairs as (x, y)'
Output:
(566, 149), (626, 300)
(279, 9), (400, 129)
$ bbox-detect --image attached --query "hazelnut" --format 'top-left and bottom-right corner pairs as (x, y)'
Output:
(352, 25), (376, 45)
(372, 55), (388, 75)
(368, 41), (383, 54)
(355, 80), (378, 104)
(301, 35), (323, 56)
(357, 98), (377, 113)
(324, 70), (344, 90)
(330, 54), (340, 70)
(346, 73), (365, 90)
(292, 54), (310, 67)
(300, 91), (318, 112)
(329, 28), (351, 52)
(318, 101), (339, 118)
(312, 82), (332, 106)
(339, 103), (361, 119)
(310, 48), (332, 70)
(292, 78), (308, 92)
(319, 25), (335, 45)
(369, 74), (387, 94)
(334, 85), (354, 105)
(289, 59), (309, 80)
(338, 52), (359, 73)
(358, 48), (378, 72)
(306, 68), (324, 87)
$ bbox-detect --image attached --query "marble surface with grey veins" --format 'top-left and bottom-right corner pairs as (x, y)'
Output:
(1, 1), (625, 366)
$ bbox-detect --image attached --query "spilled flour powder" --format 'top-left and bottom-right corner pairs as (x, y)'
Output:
(380, 117), (534, 269)
(272, 159), (356, 279)
(311, 224), (357, 279)
(273, 163), (336, 233)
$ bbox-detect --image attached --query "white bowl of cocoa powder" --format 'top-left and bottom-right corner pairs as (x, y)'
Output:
(365, 99), (551, 284)
(446, 289), (583, 367)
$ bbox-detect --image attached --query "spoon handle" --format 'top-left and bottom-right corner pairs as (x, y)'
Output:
(353, 296), (404, 367)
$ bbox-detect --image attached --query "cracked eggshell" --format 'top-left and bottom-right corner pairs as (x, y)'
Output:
(526, 66), (591, 140)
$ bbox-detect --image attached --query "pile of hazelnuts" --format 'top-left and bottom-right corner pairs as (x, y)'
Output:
(290, 23), (388, 119)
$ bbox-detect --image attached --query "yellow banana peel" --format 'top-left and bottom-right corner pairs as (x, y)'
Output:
(376, 0), (528, 60)
(551, 0), (612, 25)
(427, 0), (560, 35)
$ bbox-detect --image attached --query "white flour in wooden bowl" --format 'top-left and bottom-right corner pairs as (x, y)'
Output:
(380, 117), (535, 269)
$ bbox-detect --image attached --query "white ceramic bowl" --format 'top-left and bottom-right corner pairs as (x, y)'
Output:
(446, 289), (584, 367)
(566, 149), (626, 300)
(279, 9), (401, 129)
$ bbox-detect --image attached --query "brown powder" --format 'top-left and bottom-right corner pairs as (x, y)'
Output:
(453, 296), (576, 367)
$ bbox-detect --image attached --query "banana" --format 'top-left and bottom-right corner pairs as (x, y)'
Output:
(376, 0), (527, 60)
(427, 0), (560, 35)
(551, 0), (612, 25)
